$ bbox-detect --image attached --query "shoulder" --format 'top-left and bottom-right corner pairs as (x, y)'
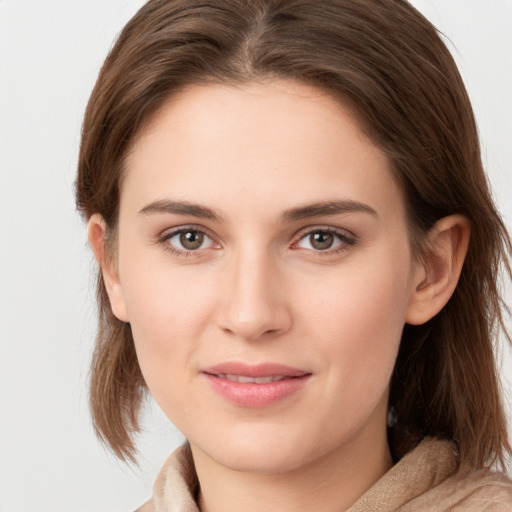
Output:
(409, 469), (512, 511)
(447, 470), (512, 510)
(350, 438), (512, 511)
(134, 499), (155, 512)
(132, 443), (199, 512)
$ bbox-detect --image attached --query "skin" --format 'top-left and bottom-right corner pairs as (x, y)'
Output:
(89, 80), (469, 512)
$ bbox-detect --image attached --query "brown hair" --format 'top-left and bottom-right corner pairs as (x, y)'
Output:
(76, 0), (511, 468)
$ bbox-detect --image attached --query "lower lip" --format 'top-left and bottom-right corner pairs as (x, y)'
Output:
(204, 374), (310, 408)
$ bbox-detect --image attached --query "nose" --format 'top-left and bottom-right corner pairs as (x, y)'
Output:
(215, 246), (292, 341)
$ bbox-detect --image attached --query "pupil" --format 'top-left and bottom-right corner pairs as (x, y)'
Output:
(180, 231), (204, 250)
(311, 231), (333, 250)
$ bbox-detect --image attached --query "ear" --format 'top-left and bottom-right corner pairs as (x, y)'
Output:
(87, 213), (129, 322)
(406, 214), (470, 325)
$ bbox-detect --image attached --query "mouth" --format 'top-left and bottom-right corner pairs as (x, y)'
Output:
(213, 374), (292, 384)
(202, 362), (311, 408)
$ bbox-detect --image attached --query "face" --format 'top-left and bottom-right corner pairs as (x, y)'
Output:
(103, 81), (423, 474)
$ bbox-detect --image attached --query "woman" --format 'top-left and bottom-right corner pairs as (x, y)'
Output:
(76, 0), (512, 509)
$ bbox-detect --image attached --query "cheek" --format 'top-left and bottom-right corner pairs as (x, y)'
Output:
(297, 252), (412, 390)
(119, 255), (219, 385)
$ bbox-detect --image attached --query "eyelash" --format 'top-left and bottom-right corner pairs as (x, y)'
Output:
(157, 225), (357, 257)
(292, 227), (357, 256)
(158, 226), (218, 257)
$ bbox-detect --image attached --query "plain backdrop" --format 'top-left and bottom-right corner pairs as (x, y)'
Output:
(0, 1), (511, 511)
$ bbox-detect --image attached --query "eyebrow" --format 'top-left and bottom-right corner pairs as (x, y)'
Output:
(138, 198), (377, 223)
(281, 200), (377, 222)
(139, 200), (222, 221)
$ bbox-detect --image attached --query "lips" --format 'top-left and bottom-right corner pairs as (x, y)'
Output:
(202, 362), (311, 408)
(217, 374), (288, 383)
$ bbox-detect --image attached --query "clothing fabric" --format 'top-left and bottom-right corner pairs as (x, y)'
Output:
(136, 437), (512, 511)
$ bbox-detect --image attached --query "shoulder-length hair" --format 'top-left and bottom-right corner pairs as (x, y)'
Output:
(76, 0), (511, 467)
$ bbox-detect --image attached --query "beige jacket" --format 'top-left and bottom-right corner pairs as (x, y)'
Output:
(137, 437), (512, 511)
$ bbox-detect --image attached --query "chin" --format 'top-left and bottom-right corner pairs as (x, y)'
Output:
(215, 444), (311, 474)
(189, 423), (336, 475)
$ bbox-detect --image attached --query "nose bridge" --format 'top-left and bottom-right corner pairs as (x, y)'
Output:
(217, 242), (290, 340)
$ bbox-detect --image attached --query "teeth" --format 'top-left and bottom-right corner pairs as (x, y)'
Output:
(220, 374), (286, 383)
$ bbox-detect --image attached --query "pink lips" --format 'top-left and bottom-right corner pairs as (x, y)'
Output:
(202, 362), (311, 408)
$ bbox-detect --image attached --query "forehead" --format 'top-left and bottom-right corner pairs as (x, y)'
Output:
(122, 80), (404, 221)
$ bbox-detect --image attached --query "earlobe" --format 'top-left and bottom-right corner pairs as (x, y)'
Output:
(87, 214), (129, 322)
(405, 215), (470, 326)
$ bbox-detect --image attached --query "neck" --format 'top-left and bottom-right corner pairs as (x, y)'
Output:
(192, 424), (392, 512)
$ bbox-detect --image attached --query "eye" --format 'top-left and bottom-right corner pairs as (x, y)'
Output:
(162, 228), (217, 253)
(295, 228), (354, 252)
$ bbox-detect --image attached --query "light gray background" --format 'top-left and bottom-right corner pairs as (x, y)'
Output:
(0, 1), (510, 511)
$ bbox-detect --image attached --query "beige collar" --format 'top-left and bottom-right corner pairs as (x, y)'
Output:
(142, 437), (511, 512)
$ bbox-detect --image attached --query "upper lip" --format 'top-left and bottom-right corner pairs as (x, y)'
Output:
(202, 362), (310, 378)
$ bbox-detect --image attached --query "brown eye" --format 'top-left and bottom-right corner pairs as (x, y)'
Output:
(309, 231), (334, 250)
(163, 228), (218, 255)
(296, 228), (353, 253)
(179, 230), (204, 250)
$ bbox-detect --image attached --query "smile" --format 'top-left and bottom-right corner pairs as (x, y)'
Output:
(202, 362), (311, 408)
(215, 374), (289, 383)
